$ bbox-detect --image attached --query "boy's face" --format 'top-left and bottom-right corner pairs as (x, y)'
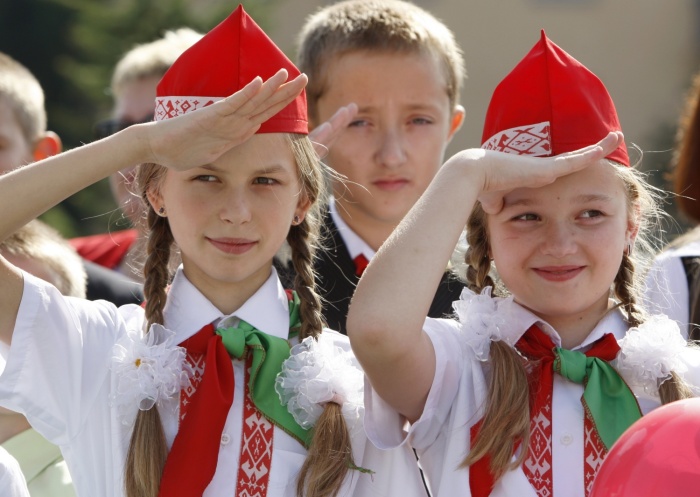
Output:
(0, 97), (33, 174)
(315, 50), (462, 240)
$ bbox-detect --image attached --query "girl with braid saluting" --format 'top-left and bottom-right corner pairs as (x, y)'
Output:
(0, 6), (424, 497)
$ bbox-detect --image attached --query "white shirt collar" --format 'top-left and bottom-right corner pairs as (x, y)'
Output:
(329, 197), (376, 261)
(163, 266), (291, 344)
(504, 299), (629, 350)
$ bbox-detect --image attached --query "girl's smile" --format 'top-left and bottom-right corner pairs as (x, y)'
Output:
(532, 265), (585, 282)
(206, 237), (258, 255)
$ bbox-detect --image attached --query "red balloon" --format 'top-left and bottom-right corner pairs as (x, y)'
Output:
(590, 398), (700, 497)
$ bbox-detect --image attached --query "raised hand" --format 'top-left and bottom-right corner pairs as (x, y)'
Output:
(308, 103), (358, 159)
(469, 131), (623, 214)
(144, 69), (308, 170)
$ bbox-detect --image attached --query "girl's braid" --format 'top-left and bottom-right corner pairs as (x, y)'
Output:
(465, 206), (495, 293)
(614, 253), (695, 403)
(288, 219), (325, 339)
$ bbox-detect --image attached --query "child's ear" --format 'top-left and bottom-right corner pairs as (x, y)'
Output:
(447, 105), (465, 141)
(294, 194), (312, 225)
(146, 188), (164, 214)
(32, 131), (62, 161)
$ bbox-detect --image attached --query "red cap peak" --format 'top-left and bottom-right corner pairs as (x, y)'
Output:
(481, 30), (628, 166)
(154, 4), (307, 134)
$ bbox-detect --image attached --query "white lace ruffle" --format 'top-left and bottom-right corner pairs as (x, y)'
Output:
(453, 286), (516, 361)
(275, 336), (364, 430)
(110, 324), (192, 426)
(614, 314), (688, 396)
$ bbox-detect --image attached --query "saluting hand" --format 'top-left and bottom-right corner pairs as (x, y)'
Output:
(461, 131), (623, 215)
(142, 69), (308, 171)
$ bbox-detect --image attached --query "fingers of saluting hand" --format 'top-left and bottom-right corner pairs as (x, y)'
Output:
(218, 69), (308, 126)
(309, 103), (358, 154)
(145, 71), (307, 171)
(478, 131), (623, 215)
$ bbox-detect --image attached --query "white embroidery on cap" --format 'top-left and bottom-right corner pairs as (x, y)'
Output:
(155, 96), (223, 121)
(482, 121), (551, 156)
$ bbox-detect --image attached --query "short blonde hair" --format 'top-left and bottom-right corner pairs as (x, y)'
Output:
(1, 220), (87, 298)
(0, 52), (46, 143)
(297, 0), (465, 121)
(111, 28), (203, 97)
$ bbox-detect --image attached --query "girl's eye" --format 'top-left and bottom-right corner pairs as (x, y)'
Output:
(253, 177), (277, 186)
(513, 213), (539, 221)
(580, 210), (603, 219)
(195, 175), (218, 182)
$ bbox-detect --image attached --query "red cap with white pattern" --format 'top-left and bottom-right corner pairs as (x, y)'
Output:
(481, 30), (628, 166)
(154, 4), (308, 135)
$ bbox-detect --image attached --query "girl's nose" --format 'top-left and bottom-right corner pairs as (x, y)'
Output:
(540, 222), (577, 257)
(219, 191), (252, 225)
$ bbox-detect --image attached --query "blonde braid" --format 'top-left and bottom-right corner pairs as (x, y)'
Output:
(465, 206), (495, 292)
(613, 253), (643, 328)
(284, 134), (356, 497)
(614, 253), (695, 404)
(124, 164), (173, 497)
(460, 206), (531, 477)
(288, 219), (324, 340)
(296, 403), (353, 497)
(142, 209), (174, 329)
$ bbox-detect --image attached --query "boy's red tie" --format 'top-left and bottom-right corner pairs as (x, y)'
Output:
(353, 254), (369, 277)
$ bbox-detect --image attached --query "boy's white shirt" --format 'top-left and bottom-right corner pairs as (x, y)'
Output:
(365, 293), (700, 497)
(642, 239), (700, 339)
(0, 267), (425, 497)
(329, 197), (376, 262)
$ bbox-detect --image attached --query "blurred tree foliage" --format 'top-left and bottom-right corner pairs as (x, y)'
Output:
(0, 0), (277, 237)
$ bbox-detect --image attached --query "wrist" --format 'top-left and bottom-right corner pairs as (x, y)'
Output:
(441, 149), (486, 198)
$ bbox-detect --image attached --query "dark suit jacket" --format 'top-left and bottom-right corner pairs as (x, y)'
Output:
(83, 259), (144, 306)
(276, 210), (465, 335)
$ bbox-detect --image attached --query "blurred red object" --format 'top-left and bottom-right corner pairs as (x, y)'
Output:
(590, 397), (700, 497)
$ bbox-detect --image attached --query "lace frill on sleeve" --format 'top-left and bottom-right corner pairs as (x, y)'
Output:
(110, 324), (192, 426)
(452, 286), (517, 361)
(614, 314), (693, 396)
(275, 336), (364, 430)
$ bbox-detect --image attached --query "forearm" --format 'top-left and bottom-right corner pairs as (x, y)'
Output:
(349, 157), (480, 347)
(347, 156), (481, 419)
(0, 125), (148, 242)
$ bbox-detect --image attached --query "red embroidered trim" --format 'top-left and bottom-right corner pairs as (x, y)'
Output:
(522, 395), (553, 497)
(180, 349), (205, 422)
(583, 414), (607, 497)
(179, 351), (275, 496)
(236, 355), (274, 496)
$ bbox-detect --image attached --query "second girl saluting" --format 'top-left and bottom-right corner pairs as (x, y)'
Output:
(348, 31), (700, 497)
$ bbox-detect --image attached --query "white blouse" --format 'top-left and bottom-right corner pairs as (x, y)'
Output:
(643, 239), (700, 338)
(0, 267), (425, 497)
(365, 291), (700, 497)
(0, 447), (30, 497)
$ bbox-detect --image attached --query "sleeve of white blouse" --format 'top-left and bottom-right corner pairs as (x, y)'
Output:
(0, 447), (30, 497)
(678, 346), (700, 394)
(0, 271), (126, 445)
(643, 253), (689, 336)
(363, 317), (464, 451)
